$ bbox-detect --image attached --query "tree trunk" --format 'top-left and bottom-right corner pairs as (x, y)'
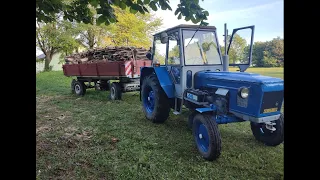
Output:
(44, 54), (52, 71)
(88, 29), (95, 49)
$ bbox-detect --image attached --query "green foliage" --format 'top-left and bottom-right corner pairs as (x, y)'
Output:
(201, 42), (213, 52)
(252, 42), (266, 67)
(36, 57), (44, 63)
(220, 34), (247, 64)
(76, 10), (109, 49)
(220, 34), (283, 67)
(168, 45), (180, 64)
(154, 49), (165, 64)
(36, 0), (209, 26)
(36, 20), (81, 70)
(100, 6), (162, 49)
(261, 51), (278, 67)
(262, 56), (278, 67)
(252, 37), (283, 67)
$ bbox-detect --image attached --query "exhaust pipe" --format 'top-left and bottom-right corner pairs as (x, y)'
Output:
(222, 23), (229, 72)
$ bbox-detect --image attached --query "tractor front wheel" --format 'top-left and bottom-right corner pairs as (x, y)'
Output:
(141, 74), (170, 123)
(250, 113), (284, 146)
(192, 113), (221, 161)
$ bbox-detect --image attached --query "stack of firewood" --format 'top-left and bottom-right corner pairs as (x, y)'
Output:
(65, 46), (149, 64)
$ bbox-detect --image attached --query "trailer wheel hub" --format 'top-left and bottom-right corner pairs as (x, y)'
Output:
(75, 84), (81, 94)
(111, 87), (115, 97)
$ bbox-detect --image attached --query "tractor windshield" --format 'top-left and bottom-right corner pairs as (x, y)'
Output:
(183, 30), (221, 65)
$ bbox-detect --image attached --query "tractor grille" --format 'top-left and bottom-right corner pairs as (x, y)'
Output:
(260, 91), (284, 114)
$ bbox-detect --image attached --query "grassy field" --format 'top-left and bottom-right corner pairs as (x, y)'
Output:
(36, 67), (284, 180)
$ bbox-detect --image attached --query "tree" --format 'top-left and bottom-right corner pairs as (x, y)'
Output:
(252, 41), (266, 67)
(36, 0), (209, 26)
(220, 34), (247, 64)
(99, 6), (162, 49)
(266, 37), (284, 65)
(76, 8), (109, 49)
(154, 49), (165, 64)
(251, 37), (283, 67)
(168, 45), (180, 64)
(262, 51), (278, 67)
(36, 20), (80, 71)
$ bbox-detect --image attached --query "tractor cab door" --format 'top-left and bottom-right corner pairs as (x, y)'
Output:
(227, 26), (255, 72)
(165, 31), (182, 98)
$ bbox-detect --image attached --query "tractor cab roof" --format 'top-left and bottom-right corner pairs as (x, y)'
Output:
(153, 24), (217, 36)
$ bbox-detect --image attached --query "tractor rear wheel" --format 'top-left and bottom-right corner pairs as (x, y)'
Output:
(141, 74), (170, 123)
(192, 113), (221, 161)
(250, 113), (284, 146)
(73, 80), (86, 96)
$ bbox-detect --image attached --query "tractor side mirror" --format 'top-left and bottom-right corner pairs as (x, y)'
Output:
(160, 32), (168, 44)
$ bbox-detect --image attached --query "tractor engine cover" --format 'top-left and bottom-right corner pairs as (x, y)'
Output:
(193, 71), (284, 118)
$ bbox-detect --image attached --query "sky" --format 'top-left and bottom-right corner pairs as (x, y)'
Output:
(154, 0), (283, 45)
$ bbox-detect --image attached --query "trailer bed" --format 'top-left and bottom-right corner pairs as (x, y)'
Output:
(63, 59), (151, 79)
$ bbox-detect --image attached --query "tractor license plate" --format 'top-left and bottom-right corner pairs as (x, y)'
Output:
(187, 93), (198, 101)
(263, 108), (277, 113)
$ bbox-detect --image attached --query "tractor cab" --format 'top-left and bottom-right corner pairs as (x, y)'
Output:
(146, 24), (254, 100)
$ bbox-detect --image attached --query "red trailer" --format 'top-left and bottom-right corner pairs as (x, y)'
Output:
(63, 58), (152, 100)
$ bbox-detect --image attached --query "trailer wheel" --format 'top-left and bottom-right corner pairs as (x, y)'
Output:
(250, 113), (284, 146)
(109, 82), (122, 100)
(73, 81), (86, 96)
(71, 79), (76, 94)
(192, 113), (221, 161)
(141, 74), (170, 123)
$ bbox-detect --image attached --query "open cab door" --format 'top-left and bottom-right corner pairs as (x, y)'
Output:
(227, 26), (255, 72)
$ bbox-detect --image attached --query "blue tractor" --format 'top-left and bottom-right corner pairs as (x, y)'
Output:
(140, 24), (284, 161)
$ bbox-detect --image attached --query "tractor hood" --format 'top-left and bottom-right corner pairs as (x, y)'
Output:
(194, 71), (283, 89)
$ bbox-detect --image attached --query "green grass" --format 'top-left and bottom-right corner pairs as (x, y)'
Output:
(36, 68), (284, 180)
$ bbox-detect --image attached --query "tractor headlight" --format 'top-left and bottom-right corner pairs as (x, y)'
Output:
(239, 87), (249, 99)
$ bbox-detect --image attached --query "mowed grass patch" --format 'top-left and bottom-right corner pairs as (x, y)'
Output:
(36, 68), (284, 179)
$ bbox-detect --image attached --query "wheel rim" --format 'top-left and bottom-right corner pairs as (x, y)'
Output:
(195, 121), (210, 153)
(111, 87), (115, 99)
(255, 122), (275, 136)
(143, 86), (155, 114)
(75, 84), (81, 94)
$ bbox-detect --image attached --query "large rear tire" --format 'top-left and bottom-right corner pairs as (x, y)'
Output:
(141, 74), (170, 123)
(250, 113), (284, 146)
(192, 113), (221, 161)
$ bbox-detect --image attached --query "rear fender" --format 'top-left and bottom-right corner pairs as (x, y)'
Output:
(140, 66), (175, 100)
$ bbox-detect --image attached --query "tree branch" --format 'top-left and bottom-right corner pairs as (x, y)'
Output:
(36, 22), (49, 53)
(36, 31), (46, 54)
